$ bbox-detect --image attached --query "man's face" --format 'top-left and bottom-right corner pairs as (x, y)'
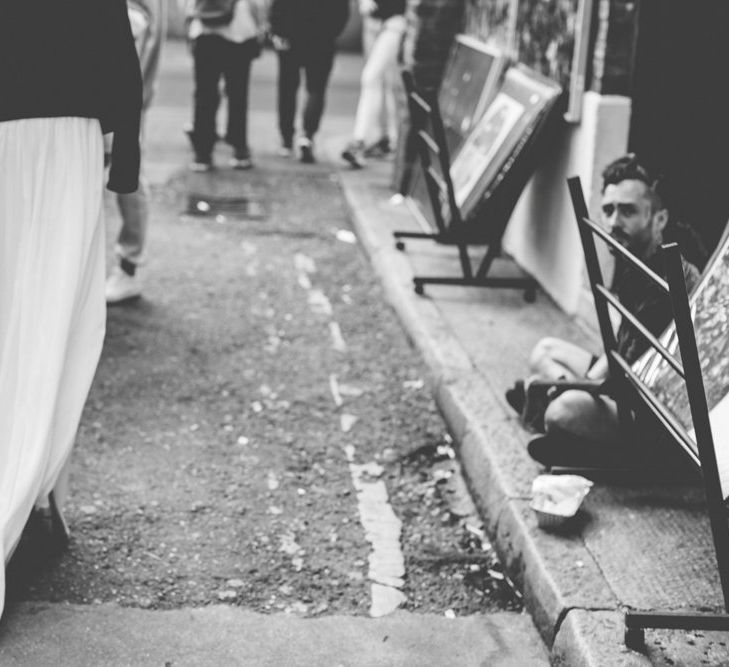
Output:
(600, 179), (667, 260)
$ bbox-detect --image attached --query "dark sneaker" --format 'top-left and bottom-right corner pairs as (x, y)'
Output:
(341, 140), (366, 169)
(527, 432), (624, 469)
(505, 379), (526, 415)
(363, 136), (391, 158)
(298, 137), (315, 164)
(230, 147), (252, 170)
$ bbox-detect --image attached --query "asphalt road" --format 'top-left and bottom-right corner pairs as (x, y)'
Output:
(0, 41), (548, 666)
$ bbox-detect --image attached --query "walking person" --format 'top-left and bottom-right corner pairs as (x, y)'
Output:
(341, 0), (406, 169)
(181, 0), (269, 171)
(0, 0), (142, 618)
(269, 0), (350, 163)
(106, 0), (166, 304)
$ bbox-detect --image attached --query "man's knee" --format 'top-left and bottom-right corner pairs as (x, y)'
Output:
(529, 337), (566, 372)
(544, 390), (585, 434)
(544, 389), (619, 442)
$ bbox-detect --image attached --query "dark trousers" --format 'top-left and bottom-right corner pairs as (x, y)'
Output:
(191, 35), (258, 159)
(277, 43), (336, 145)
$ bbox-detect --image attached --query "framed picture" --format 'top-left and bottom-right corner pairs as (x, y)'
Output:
(449, 65), (562, 223)
(438, 35), (507, 153)
(634, 230), (729, 493)
(406, 36), (507, 232)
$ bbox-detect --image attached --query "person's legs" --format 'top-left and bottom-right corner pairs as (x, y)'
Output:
(351, 18), (405, 143)
(115, 181), (148, 269)
(107, 115), (149, 304)
(544, 389), (621, 443)
(301, 44), (336, 139)
(222, 38), (256, 166)
(297, 43), (335, 163)
(527, 389), (624, 468)
(191, 35), (224, 165)
(277, 48), (300, 151)
(362, 16), (390, 146)
(528, 336), (596, 381)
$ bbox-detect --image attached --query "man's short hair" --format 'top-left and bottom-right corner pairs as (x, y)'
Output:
(601, 153), (664, 210)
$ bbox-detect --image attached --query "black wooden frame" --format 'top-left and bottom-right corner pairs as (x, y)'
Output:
(568, 176), (729, 650)
(394, 70), (537, 299)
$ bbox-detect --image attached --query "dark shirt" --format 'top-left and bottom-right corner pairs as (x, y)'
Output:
(269, 0), (350, 45)
(612, 252), (700, 364)
(371, 0), (406, 20)
(0, 0), (143, 193)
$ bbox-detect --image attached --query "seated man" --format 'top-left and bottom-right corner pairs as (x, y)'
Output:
(507, 154), (702, 467)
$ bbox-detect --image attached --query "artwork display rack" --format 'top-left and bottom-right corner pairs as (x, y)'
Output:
(568, 176), (729, 650)
(394, 70), (537, 298)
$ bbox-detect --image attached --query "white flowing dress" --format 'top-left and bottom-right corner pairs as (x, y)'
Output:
(0, 117), (106, 618)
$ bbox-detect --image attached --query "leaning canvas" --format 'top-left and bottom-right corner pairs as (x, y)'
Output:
(634, 231), (729, 495)
(449, 65), (562, 225)
(406, 35), (506, 231)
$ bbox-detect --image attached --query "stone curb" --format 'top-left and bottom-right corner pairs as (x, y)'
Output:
(338, 168), (643, 665)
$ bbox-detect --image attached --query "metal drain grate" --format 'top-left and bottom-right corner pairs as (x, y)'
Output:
(187, 193), (266, 221)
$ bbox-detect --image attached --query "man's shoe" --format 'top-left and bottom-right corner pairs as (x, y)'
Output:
(106, 265), (142, 304)
(341, 140), (366, 169)
(505, 380), (526, 415)
(298, 137), (315, 164)
(230, 147), (252, 170)
(363, 136), (391, 159)
(527, 433), (622, 469)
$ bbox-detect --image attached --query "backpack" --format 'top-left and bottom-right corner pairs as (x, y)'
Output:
(193, 0), (237, 27)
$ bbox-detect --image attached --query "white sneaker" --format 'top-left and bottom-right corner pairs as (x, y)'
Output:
(106, 265), (142, 304)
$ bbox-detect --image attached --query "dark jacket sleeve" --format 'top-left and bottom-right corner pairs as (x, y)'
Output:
(105, 0), (144, 194)
(270, 0), (349, 42)
(330, 0), (350, 39)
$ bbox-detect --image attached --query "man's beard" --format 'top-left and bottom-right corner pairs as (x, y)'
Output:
(610, 229), (652, 262)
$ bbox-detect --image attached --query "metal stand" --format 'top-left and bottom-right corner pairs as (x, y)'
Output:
(395, 71), (536, 300)
(568, 176), (729, 651)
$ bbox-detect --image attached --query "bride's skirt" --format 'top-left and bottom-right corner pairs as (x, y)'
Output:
(0, 117), (106, 619)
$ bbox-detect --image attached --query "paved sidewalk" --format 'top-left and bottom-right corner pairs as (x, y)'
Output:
(337, 159), (729, 665)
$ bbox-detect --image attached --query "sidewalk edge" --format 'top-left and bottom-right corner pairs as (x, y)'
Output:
(339, 170), (631, 666)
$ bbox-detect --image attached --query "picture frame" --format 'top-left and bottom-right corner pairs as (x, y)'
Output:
(438, 35), (507, 154)
(406, 64), (562, 238)
(449, 65), (562, 223)
(634, 230), (729, 493)
(406, 35), (507, 232)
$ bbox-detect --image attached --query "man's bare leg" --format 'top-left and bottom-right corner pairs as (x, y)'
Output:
(528, 337), (596, 381)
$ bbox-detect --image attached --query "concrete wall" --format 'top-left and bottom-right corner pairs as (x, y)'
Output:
(502, 92), (630, 317)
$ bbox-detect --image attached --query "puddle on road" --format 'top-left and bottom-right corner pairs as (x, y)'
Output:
(186, 193), (267, 221)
